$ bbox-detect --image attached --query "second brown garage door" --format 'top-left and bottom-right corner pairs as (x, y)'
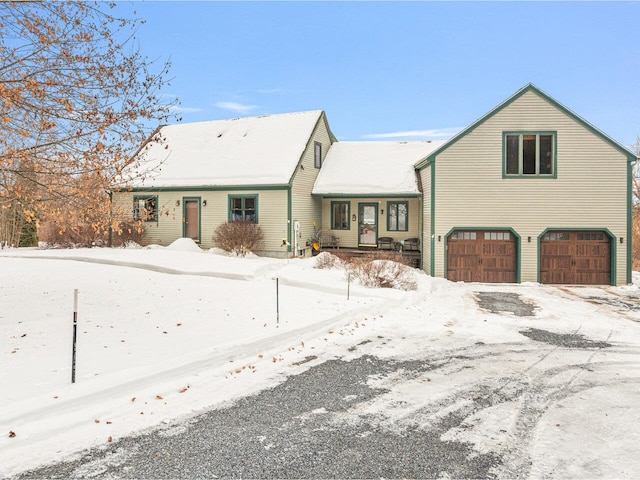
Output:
(447, 230), (517, 283)
(540, 231), (610, 285)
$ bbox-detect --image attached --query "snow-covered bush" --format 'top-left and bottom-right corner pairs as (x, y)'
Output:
(213, 221), (264, 257)
(313, 251), (346, 269)
(346, 252), (417, 290)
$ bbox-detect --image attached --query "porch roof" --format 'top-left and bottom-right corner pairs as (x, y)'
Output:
(312, 141), (445, 196)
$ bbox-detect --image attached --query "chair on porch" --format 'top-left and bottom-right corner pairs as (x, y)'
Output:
(377, 237), (394, 250)
(318, 230), (340, 249)
(403, 237), (420, 251)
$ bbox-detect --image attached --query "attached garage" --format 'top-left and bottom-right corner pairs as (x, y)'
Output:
(539, 230), (611, 285)
(446, 230), (517, 283)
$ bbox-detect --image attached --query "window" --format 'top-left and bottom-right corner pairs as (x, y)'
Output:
(578, 232), (604, 241)
(504, 132), (555, 176)
(484, 231), (510, 241)
(450, 231), (476, 240)
(229, 195), (258, 223)
(133, 195), (157, 221)
(314, 142), (322, 168)
(543, 232), (570, 241)
(331, 201), (350, 230)
(387, 202), (408, 231)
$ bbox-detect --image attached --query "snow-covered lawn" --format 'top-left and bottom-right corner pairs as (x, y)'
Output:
(1, 241), (640, 478)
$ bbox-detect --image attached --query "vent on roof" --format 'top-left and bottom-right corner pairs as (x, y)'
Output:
(217, 133), (223, 138)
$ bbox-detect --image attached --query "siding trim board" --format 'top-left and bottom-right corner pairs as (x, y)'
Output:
(127, 184), (289, 193)
(628, 158), (635, 284)
(314, 194), (421, 199)
(429, 160), (436, 277)
(287, 187), (292, 253)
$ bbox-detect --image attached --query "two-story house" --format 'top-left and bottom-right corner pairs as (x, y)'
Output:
(114, 84), (635, 285)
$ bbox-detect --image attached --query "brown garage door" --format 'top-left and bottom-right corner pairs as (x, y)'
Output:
(540, 231), (610, 285)
(447, 230), (517, 283)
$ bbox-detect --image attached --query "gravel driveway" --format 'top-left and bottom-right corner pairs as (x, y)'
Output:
(11, 289), (640, 479)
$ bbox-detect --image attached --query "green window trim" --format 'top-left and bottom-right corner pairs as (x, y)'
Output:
(330, 201), (350, 230)
(133, 195), (158, 222)
(387, 201), (408, 232)
(314, 141), (322, 169)
(228, 194), (259, 223)
(503, 131), (557, 178)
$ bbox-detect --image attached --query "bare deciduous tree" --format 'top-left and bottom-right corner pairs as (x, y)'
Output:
(0, 1), (178, 245)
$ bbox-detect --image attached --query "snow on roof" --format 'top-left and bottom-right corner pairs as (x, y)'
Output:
(312, 141), (445, 195)
(130, 110), (324, 188)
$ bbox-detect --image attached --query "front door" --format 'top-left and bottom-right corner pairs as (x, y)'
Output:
(183, 198), (200, 243)
(358, 203), (378, 247)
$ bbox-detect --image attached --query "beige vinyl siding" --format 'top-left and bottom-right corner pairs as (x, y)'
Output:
(290, 113), (333, 257)
(113, 189), (290, 256)
(112, 191), (182, 246)
(432, 90), (628, 284)
(419, 164), (432, 275)
(319, 197), (422, 248)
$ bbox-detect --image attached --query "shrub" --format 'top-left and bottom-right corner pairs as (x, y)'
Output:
(213, 221), (264, 256)
(314, 251), (346, 269)
(38, 218), (144, 248)
(38, 220), (104, 248)
(110, 219), (146, 247)
(345, 252), (417, 290)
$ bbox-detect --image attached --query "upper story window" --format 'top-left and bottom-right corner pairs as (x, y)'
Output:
(133, 195), (158, 221)
(387, 201), (408, 231)
(314, 141), (322, 168)
(229, 195), (258, 223)
(504, 132), (555, 177)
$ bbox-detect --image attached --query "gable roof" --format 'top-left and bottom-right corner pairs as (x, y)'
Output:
(415, 83), (637, 170)
(129, 110), (326, 188)
(312, 140), (445, 196)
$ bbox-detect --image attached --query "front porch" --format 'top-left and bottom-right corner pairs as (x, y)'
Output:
(312, 245), (421, 269)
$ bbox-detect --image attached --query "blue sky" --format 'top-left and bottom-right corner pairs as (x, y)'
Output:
(115, 1), (640, 147)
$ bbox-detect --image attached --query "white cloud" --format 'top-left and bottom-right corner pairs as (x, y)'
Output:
(215, 101), (258, 114)
(362, 127), (462, 140)
(169, 105), (203, 113)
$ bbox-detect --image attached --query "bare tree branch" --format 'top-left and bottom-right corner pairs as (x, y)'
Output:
(0, 1), (179, 244)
